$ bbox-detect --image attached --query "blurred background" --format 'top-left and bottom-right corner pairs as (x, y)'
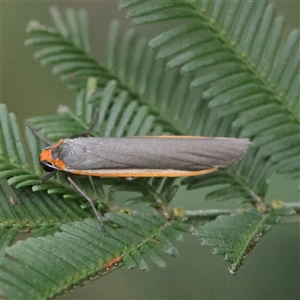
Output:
(2, 1), (299, 299)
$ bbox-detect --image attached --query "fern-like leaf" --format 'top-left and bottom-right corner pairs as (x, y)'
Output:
(1, 211), (193, 299)
(121, 0), (300, 178)
(198, 207), (294, 274)
(0, 184), (89, 230)
(25, 8), (116, 90)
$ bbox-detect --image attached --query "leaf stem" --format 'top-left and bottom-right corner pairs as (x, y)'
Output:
(185, 201), (300, 220)
(185, 208), (238, 219)
(284, 202), (300, 210)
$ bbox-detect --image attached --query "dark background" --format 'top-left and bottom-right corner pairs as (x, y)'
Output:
(1, 1), (299, 299)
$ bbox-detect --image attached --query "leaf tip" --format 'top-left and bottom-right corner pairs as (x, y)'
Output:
(228, 266), (238, 275)
(26, 20), (40, 33)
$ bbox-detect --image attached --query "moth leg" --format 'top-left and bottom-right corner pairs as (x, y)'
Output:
(38, 170), (57, 184)
(67, 176), (107, 235)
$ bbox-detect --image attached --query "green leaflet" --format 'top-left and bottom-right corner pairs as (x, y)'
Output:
(0, 212), (194, 300)
(198, 208), (294, 274)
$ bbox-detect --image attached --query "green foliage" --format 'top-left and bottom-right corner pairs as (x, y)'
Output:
(1, 210), (193, 300)
(1, 2), (299, 299)
(198, 208), (294, 274)
(121, 0), (299, 179)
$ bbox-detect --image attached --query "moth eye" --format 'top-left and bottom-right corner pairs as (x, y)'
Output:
(40, 161), (55, 172)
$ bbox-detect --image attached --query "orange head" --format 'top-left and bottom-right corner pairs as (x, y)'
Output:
(39, 140), (66, 172)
